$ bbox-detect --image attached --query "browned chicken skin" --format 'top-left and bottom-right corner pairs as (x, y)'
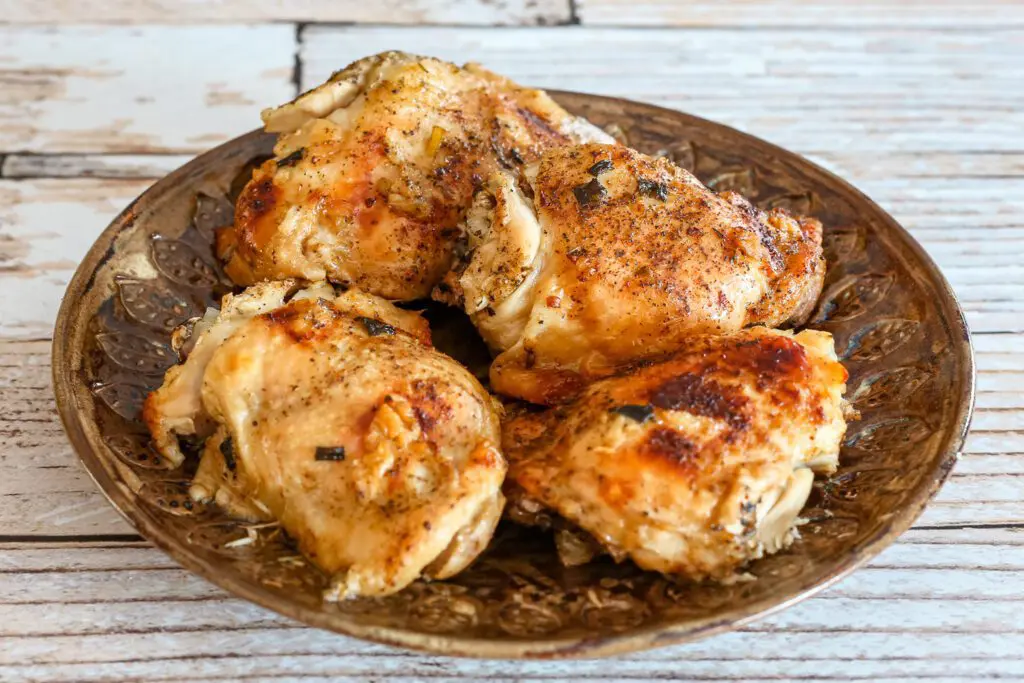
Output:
(503, 327), (847, 580)
(144, 281), (506, 599)
(440, 143), (825, 404)
(141, 52), (848, 594)
(217, 51), (611, 300)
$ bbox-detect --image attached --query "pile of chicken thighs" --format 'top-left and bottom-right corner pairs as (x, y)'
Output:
(144, 51), (848, 600)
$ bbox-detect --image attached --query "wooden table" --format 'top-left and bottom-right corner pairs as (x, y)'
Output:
(2, 2), (1023, 680)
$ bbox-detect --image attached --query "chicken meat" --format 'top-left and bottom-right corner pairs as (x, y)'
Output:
(503, 327), (847, 580)
(143, 280), (507, 599)
(217, 51), (612, 300)
(438, 143), (825, 405)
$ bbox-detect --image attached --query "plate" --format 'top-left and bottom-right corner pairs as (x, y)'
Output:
(52, 92), (975, 659)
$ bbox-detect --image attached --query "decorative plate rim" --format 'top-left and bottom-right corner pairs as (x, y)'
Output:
(51, 91), (976, 660)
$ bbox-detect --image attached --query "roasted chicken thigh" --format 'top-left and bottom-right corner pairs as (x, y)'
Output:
(217, 51), (612, 300)
(439, 143), (825, 404)
(144, 281), (506, 599)
(503, 327), (847, 580)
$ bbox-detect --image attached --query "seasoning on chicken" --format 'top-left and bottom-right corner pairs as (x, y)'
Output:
(438, 143), (825, 405)
(503, 327), (847, 580)
(217, 51), (612, 300)
(143, 280), (506, 599)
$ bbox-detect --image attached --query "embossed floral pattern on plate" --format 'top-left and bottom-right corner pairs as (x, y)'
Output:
(52, 92), (974, 659)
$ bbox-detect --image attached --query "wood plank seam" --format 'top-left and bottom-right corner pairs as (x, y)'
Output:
(293, 23), (305, 99)
(568, 0), (581, 25)
(0, 1), (576, 26)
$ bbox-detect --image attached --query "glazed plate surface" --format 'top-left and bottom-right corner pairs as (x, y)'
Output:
(52, 92), (974, 659)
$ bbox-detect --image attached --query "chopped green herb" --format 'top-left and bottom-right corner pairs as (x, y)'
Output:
(276, 148), (305, 168)
(567, 246), (587, 261)
(315, 446), (347, 462)
(637, 178), (669, 201)
(611, 404), (656, 423)
(573, 178), (607, 208)
(587, 159), (613, 176)
(357, 316), (395, 336)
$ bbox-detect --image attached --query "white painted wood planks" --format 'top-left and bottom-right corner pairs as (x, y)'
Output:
(0, 9), (1022, 680)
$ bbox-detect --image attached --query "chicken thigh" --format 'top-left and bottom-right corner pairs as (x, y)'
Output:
(503, 327), (847, 581)
(144, 280), (506, 599)
(217, 51), (612, 300)
(439, 143), (825, 404)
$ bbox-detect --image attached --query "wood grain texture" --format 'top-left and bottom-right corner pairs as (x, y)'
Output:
(0, 8), (1022, 680)
(1, 533), (1024, 681)
(302, 26), (1024, 153)
(0, 179), (152, 339)
(0, 25), (294, 154)
(577, 0), (1024, 28)
(0, 0), (571, 25)
(2, 154), (192, 179)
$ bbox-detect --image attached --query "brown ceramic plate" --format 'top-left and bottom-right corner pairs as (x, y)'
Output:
(52, 92), (974, 659)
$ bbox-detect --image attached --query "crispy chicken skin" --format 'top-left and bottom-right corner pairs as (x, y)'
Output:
(439, 143), (825, 404)
(143, 281), (506, 599)
(217, 51), (612, 300)
(503, 327), (847, 580)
